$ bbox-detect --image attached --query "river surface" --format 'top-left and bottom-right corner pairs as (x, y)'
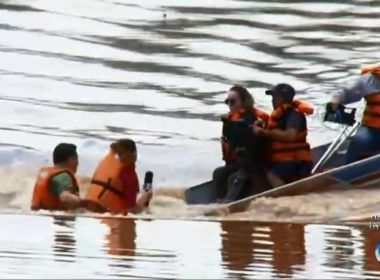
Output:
(0, 214), (380, 279)
(1, 0), (380, 278)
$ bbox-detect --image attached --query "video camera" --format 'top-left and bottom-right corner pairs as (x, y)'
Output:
(221, 117), (270, 165)
(222, 118), (252, 150)
(324, 103), (356, 126)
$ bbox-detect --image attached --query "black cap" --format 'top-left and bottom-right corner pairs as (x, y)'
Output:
(265, 83), (295, 99)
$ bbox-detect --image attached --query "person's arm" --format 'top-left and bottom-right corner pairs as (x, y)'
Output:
(334, 76), (363, 105)
(59, 191), (82, 209)
(334, 74), (380, 105)
(253, 111), (302, 142)
(254, 107), (270, 127)
(50, 173), (83, 210)
(129, 191), (152, 214)
(120, 168), (152, 214)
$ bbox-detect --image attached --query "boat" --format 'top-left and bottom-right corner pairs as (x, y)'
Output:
(185, 139), (347, 204)
(185, 106), (380, 211)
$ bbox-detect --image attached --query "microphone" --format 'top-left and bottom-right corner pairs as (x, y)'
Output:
(143, 171), (153, 191)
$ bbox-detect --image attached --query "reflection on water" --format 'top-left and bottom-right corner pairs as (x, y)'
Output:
(52, 216), (77, 263)
(271, 223), (306, 278)
(221, 222), (306, 278)
(323, 225), (358, 271)
(102, 218), (136, 257)
(221, 221), (255, 275)
(0, 214), (380, 279)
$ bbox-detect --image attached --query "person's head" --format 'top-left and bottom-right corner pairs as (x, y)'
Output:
(53, 143), (79, 173)
(111, 138), (137, 167)
(225, 85), (254, 112)
(265, 83), (295, 109)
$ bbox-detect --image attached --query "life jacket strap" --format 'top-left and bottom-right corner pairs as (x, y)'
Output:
(91, 179), (124, 199)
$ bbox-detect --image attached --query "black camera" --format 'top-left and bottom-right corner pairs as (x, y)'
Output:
(222, 119), (252, 150)
(324, 103), (356, 126)
(222, 117), (270, 164)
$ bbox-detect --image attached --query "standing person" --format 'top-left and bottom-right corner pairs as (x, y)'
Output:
(31, 143), (94, 211)
(85, 139), (152, 214)
(330, 64), (380, 163)
(213, 85), (271, 202)
(253, 83), (314, 184)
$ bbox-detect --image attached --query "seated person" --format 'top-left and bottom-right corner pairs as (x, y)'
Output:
(330, 63), (380, 163)
(85, 139), (152, 214)
(253, 83), (314, 185)
(31, 143), (98, 211)
(213, 85), (272, 202)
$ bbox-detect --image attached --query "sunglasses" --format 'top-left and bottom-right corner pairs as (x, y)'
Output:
(224, 98), (237, 106)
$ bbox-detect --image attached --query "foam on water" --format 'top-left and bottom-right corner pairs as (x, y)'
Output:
(1, 158), (380, 223)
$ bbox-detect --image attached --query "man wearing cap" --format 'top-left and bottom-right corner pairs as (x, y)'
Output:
(31, 143), (101, 212)
(253, 84), (314, 184)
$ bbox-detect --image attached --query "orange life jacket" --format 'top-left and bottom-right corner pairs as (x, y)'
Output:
(360, 64), (380, 129)
(253, 107), (270, 125)
(293, 99), (314, 115)
(268, 100), (313, 162)
(221, 107), (269, 163)
(85, 149), (127, 214)
(31, 166), (79, 211)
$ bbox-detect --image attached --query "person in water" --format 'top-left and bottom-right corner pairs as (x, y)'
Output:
(31, 143), (96, 211)
(85, 138), (152, 214)
(330, 64), (380, 163)
(253, 83), (314, 185)
(213, 85), (272, 202)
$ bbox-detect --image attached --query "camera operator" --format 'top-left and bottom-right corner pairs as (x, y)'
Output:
(212, 85), (271, 202)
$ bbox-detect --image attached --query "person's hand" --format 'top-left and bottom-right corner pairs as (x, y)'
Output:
(80, 199), (106, 213)
(145, 189), (153, 201)
(139, 190), (153, 207)
(251, 125), (265, 135)
(255, 119), (264, 128)
(330, 96), (341, 110)
(221, 114), (229, 123)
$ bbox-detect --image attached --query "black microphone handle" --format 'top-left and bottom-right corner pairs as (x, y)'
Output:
(143, 171), (154, 191)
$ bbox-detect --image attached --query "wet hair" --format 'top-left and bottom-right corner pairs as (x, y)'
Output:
(229, 85), (254, 109)
(113, 138), (137, 153)
(53, 143), (77, 165)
